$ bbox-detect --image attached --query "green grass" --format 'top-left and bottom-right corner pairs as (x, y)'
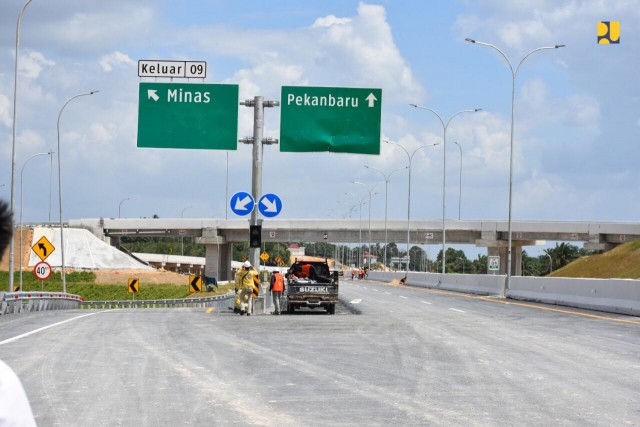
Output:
(0, 271), (235, 301)
(550, 240), (640, 279)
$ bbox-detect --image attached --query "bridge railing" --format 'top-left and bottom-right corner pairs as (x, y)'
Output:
(1, 291), (85, 315)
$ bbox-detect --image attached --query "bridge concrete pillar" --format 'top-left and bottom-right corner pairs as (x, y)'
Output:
(198, 229), (233, 282)
(204, 242), (233, 281)
(482, 240), (537, 276)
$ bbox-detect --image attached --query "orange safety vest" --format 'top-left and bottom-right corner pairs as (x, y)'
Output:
(272, 273), (284, 292)
(300, 264), (312, 277)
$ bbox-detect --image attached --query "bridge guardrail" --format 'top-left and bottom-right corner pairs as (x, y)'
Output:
(1, 291), (85, 315)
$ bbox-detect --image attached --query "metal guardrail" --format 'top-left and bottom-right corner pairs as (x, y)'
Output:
(1, 291), (85, 315)
(1, 291), (234, 314)
(79, 292), (235, 310)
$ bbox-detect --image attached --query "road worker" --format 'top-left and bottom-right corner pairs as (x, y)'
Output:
(270, 271), (285, 315)
(233, 267), (243, 314)
(238, 260), (259, 315)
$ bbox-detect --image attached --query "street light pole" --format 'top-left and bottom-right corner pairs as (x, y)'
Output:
(345, 192), (367, 269)
(352, 182), (378, 270)
(453, 141), (463, 220)
(180, 205), (193, 256)
(8, 0), (34, 292)
(465, 37), (564, 292)
(409, 105), (480, 275)
(19, 150), (53, 289)
(364, 165), (407, 271)
(57, 91), (98, 293)
(118, 198), (130, 218)
(386, 140), (439, 275)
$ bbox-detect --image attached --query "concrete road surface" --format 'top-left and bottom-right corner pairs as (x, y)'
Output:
(1, 278), (639, 426)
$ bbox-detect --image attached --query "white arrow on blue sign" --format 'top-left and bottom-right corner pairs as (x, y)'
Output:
(258, 193), (282, 218)
(230, 191), (255, 216)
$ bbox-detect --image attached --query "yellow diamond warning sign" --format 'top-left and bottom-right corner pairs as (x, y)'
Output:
(32, 236), (55, 262)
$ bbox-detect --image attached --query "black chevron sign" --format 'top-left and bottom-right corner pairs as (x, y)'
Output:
(189, 275), (202, 293)
(128, 279), (139, 293)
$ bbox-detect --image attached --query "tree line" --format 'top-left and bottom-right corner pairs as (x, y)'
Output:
(120, 236), (594, 276)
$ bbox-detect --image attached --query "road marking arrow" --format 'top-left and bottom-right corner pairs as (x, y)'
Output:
(366, 93), (377, 107)
(260, 196), (278, 212)
(234, 195), (253, 212)
(147, 89), (159, 102)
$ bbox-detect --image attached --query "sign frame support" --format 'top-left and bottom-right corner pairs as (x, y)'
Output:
(240, 96), (279, 268)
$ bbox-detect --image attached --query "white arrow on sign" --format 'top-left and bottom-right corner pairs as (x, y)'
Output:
(234, 195), (253, 211)
(260, 196), (278, 213)
(366, 93), (377, 107)
(147, 89), (159, 102)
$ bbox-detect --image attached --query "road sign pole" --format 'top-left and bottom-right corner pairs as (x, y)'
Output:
(249, 96), (264, 269)
(240, 96), (279, 269)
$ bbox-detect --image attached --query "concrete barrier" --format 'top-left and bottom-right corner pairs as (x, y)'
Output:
(509, 276), (640, 316)
(366, 271), (505, 296)
(364, 271), (640, 317)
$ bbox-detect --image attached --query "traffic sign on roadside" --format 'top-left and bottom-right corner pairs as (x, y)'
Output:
(33, 261), (52, 281)
(258, 193), (282, 218)
(280, 85), (382, 154)
(230, 191), (255, 216)
(32, 236), (55, 262)
(488, 256), (500, 271)
(138, 60), (207, 78)
(189, 275), (203, 293)
(260, 252), (269, 262)
(128, 278), (140, 293)
(137, 82), (238, 150)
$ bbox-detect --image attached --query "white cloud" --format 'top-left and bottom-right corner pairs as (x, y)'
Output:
(99, 51), (135, 72)
(18, 50), (55, 79)
(182, 2), (425, 105)
(0, 93), (11, 127)
(312, 15), (352, 28)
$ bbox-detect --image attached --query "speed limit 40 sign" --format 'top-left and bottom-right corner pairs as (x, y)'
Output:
(33, 261), (52, 281)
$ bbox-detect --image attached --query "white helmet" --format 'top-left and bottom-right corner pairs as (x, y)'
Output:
(243, 260), (251, 268)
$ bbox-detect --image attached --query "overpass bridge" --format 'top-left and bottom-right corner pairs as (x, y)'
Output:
(71, 217), (640, 281)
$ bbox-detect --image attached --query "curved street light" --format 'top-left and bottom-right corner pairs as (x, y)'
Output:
(19, 150), (54, 289)
(466, 37), (564, 292)
(386, 140), (439, 275)
(58, 91), (99, 292)
(8, 0), (34, 292)
(409, 105), (481, 274)
(364, 165), (407, 271)
(118, 198), (130, 218)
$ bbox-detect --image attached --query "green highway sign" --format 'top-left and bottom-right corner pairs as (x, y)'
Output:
(137, 82), (239, 150)
(280, 86), (382, 154)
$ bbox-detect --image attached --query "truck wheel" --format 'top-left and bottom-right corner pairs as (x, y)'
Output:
(326, 304), (335, 315)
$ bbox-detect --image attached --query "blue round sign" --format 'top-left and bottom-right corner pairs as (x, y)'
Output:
(258, 193), (282, 218)
(230, 191), (255, 216)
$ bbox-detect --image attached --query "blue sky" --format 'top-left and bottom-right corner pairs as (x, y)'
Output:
(1, 1), (639, 257)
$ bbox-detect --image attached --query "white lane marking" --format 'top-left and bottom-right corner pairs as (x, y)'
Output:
(449, 308), (466, 313)
(350, 299), (362, 304)
(0, 311), (105, 346)
(399, 296), (408, 299)
(384, 292), (391, 295)
(420, 301), (432, 305)
(373, 289), (379, 292)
